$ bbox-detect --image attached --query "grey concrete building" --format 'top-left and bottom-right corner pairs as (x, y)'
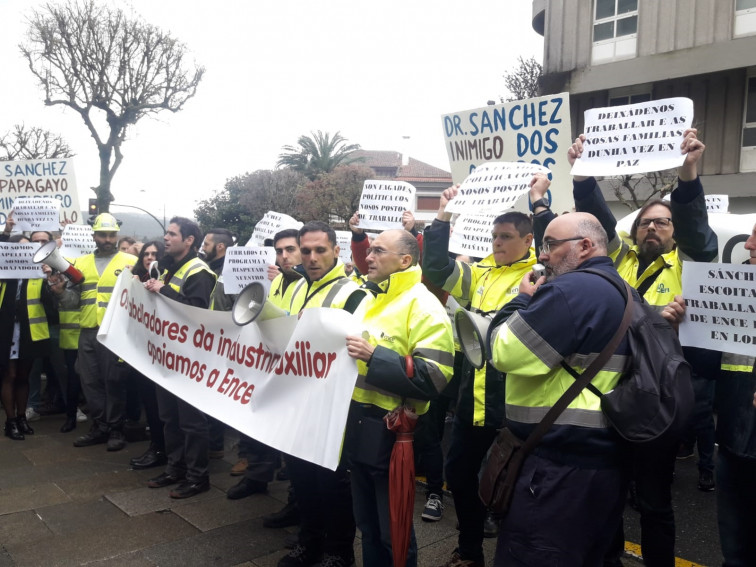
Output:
(532, 0), (756, 214)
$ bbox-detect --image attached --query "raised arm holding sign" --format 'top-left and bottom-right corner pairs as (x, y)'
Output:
(356, 180), (415, 231)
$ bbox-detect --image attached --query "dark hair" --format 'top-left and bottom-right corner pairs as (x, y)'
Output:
(206, 228), (234, 249)
(299, 221), (336, 247)
(168, 216), (202, 251)
(9, 234), (28, 243)
(397, 231), (420, 266)
(30, 231), (53, 242)
(630, 199), (672, 243)
(274, 228), (300, 247)
(132, 240), (165, 279)
(118, 236), (136, 247)
(493, 211), (533, 237)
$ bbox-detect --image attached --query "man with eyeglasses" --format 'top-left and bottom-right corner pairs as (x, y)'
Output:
(422, 177), (543, 567)
(531, 127), (717, 567)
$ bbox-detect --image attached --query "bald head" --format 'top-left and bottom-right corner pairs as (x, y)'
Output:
(540, 213), (608, 280)
(365, 229), (417, 283)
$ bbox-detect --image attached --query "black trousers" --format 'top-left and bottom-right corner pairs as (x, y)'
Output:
(77, 328), (128, 431)
(155, 384), (208, 482)
(239, 433), (279, 483)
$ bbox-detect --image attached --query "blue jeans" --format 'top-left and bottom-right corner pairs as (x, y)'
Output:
(350, 460), (417, 567)
(717, 449), (756, 566)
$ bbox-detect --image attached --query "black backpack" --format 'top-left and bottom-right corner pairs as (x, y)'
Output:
(562, 268), (694, 445)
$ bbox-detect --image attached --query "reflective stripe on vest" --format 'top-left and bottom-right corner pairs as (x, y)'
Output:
(75, 252), (136, 328)
(27, 279), (49, 341)
(165, 258), (215, 295)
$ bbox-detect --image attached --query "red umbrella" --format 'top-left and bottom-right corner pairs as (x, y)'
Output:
(384, 405), (418, 567)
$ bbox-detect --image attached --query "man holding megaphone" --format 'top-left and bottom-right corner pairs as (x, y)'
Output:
(50, 213), (137, 452)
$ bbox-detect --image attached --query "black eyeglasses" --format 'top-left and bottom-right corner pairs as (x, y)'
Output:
(637, 217), (672, 229)
(366, 246), (406, 257)
(541, 236), (585, 254)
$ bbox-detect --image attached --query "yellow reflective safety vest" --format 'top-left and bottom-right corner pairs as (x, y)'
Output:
(444, 249), (538, 427)
(353, 266), (454, 415)
(288, 260), (365, 314)
(26, 279), (50, 341)
(268, 272), (302, 312)
(75, 251), (137, 328)
(165, 257), (216, 294)
(612, 244), (682, 310)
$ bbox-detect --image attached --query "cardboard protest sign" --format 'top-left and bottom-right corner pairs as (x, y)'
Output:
(448, 213), (498, 258)
(571, 97), (693, 177)
(248, 211), (302, 247)
(356, 180), (415, 231)
(0, 242), (44, 279)
(679, 262), (756, 357)
(8, 196), (60, 232)
(0, 158), (79, 227)
(445, 162), (549, 215)
(98, 273), (364, 470)
(442, 93), (573, 214)
(222, 246), (276, 294)
(705, 195), (729, 214)
(58, 224), (96, 259)
(335, 230), (354, 264)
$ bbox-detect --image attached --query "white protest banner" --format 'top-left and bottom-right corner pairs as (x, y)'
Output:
(445, 161), (549, 215)
(59, 224), (96, 259)
(705, 195), (729, 214)
(336, 230), (354, 264)
(616, 210), (756, 266)
(9, 196), (60, 232)
(98, 273), (364, 470)
(0, 158), (80, 227)
(571, 97), (694, 177)
(222, 246), (276, 294)
(679, 262), (756, 357)
(442, 93), (573, 215)
(0, 242), (44, 279)
(248, 211), (303, 247)
(356, 180), (415, 231)
(448, 213), (498, 258)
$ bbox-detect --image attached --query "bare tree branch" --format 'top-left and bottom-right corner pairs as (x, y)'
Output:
(0, 124), (74, 161)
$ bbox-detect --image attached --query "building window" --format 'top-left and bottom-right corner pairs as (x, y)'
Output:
(741, 75), (756, 171)
(592, 0), (638, 65)
(607, 85), (652, 107)
(735, 0), (756, 37)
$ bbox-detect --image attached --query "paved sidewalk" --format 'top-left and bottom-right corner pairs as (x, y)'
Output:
(0, 415), (644, 566)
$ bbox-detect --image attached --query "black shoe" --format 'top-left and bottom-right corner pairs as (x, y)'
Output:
(147, 472), (185, 488)
(60, 417), (77, 433)
(284, 531), (299, 549)
(16, 415), (34, 435)
(4, 419), (24, 441)
(263, 499), (300, 528)
(277, 544), (320, 567)
(130, 446), (167, 469)
(227, 478), (267, 500)
(73, 426), (109, 447)
(276, 464), (290, 481)
(106, 430), (127, 452)
(698, 470), (715, 492)
(169, 478), (210, 499)
(318, 553), (354, 567)
(483, 511), (499, 538)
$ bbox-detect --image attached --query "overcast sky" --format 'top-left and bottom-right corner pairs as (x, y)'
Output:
(0, 0), (543, 219)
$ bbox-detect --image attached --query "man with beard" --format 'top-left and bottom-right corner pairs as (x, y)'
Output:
(51, 213), (137, 451)
(531, 128), (717, 567)
(487, 213), (634, 565)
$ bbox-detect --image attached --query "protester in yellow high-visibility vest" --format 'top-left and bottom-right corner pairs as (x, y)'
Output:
(50, 213), (137, 452)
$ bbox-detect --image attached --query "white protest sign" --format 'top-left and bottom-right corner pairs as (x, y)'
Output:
(442, 93), (573, 215)
(449, 213), (498, 258)
(0, 242), (44, 279)
(679, 262), (756, 356)
(9, 196), (60, 232)
(222, 246), (277, 294)
(445, 162), (549, 215)
(571, 97), (693, 177)
(705, 195), (729, 214)
(336, 230), (353, 264)
(59, 224), (96, 259)
(0, 158), (80, 227)
(98, 273), (363, 470)
(248, 211), (302, 247)
(616, 210), (756, 266)
(356, 180), (416, 231)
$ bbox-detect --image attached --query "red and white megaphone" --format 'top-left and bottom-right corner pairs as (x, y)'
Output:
(33, 241), (85, 285)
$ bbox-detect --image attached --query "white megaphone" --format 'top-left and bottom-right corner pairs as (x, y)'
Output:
(33, 241), (85, 285)
(231, 281), (287, 325)
(454, 309), (494, 369)
(148, 260), (161, 280)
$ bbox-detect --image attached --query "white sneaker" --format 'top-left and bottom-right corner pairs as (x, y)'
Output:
(421, 493), (444, 522)
(76, 408), (87, 422)
(25, 407), (41, 422)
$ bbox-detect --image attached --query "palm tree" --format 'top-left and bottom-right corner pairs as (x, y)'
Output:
(277, 130), (361, 180)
